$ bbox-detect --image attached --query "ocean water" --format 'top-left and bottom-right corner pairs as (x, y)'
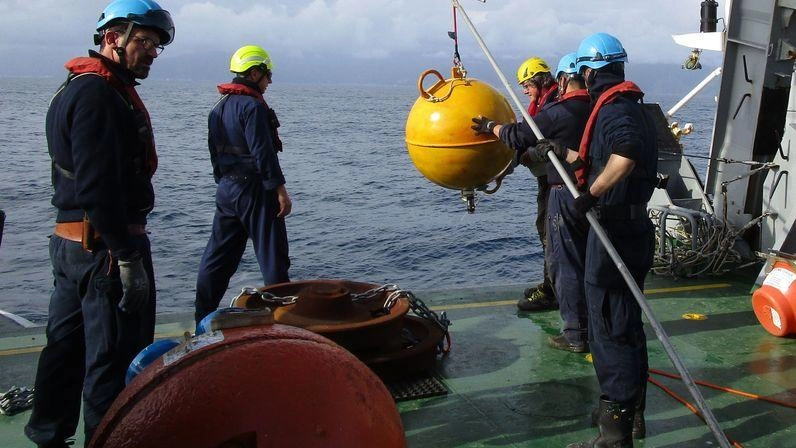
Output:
(0, 76), (715, 324)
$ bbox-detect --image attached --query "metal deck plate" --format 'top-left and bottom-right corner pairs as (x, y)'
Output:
(387, 374), (448, 401)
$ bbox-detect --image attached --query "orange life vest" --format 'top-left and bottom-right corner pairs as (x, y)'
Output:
(65, 57), (158, 177)
(217, 82), (266, 104)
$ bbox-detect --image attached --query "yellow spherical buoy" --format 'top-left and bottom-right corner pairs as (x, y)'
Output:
(405, 67), (515, 192)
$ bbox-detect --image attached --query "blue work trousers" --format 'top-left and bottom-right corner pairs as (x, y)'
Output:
(25, 234), (155, 447)
(195, 178), (290, 324)
(546, 185), (589, 343)
(584, 220), (653, 403)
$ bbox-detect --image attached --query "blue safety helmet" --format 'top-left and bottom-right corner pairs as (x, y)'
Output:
(96, 0), (175, 45)
(555, 52), (579, 78)
(575, 32), (627, 72)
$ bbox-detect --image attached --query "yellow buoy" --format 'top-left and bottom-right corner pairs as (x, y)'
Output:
(405, 67), (515, 194)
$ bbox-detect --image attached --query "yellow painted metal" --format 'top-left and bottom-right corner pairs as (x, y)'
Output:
(405, 67), (516, 191)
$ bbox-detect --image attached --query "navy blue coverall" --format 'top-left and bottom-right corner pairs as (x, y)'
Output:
(195, 78), (290, 324)
(582, 72), (657, 404)
(499, 87), (559, 297)
(501, 90), (591, 342)
(26, 52), (157, 447)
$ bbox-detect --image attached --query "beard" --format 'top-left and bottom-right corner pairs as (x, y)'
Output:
(129, 56), (154, 79)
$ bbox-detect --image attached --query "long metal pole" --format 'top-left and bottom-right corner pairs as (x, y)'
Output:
(667, 67), (722, 117)
(451, 1), (731, 447)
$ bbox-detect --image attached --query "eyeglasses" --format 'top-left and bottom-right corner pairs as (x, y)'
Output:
(131, 36), (165, 55)
(261, 66), (273, 81)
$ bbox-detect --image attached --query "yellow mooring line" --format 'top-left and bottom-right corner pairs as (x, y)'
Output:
(0, 283), (734, 357)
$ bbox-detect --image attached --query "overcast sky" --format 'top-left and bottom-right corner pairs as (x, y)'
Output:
(0, 0), (725, 82)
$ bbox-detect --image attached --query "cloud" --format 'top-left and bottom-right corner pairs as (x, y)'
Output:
(0, 0), (724, 79)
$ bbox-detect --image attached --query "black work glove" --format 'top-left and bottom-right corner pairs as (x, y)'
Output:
(530, 139), (568, 162)
(118, 253), (150, 314)
(471, 116), (497, 135)
(518, 149), (532, 167)
(574, 191), (599, 216)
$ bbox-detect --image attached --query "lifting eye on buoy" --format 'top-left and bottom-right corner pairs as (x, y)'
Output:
(404, 66), (515, 213)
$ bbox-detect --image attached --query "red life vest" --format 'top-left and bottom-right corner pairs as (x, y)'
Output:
(527, 83), (559, 117)
(558, 88), (590, 103)
(64, 57), (158, 177)
(575, 81), (644, 188)
(217, 83), (266, 104)
(216, 83), (283, 153)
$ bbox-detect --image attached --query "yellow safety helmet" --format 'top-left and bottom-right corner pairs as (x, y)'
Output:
(516, 57), (551, 85)
(229, 45), (273, 74)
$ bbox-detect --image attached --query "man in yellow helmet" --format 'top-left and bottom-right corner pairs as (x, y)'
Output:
(473, 56), (560, 311)
(516, 56), (559, 117)
(514, 57), (560, 311)
(194, 44), (292, 325)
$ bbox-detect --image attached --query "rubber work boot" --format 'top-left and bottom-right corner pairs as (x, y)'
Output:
(632, 382), (646, 439)
(548, 333), (589, 353)
(516, 283), (558, 311)
(569, 398), (633, 448)
(590, 384), (646, 439)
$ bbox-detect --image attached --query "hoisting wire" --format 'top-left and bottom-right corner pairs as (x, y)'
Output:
(449, 5), (462, 69)
(449, 0), (545, 194)
(451, 1), (732, 447)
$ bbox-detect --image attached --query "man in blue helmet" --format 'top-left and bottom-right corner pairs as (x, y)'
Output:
(194, 45), (292, 325)
(24, 1), (174, 447)
(471, 54), (592, 352)
(520, 53), (592, 353)
(566, 32), (657, 448)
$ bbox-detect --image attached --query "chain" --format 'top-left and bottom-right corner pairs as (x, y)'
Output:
(234, 284), (452, 352)
(0, 386), (34, 416)
(231, 287), (298, 308)
(353, 284), (452, 352)
(351, 284), (399, 302)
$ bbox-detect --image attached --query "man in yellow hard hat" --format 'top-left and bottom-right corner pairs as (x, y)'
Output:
(516, 56), (559, 117)
(194, 45), (292, 325)
(474, 56), (560, 312)
(514, 57), (560, 311)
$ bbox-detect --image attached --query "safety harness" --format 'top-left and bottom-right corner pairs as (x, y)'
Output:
(51, 56), (158, 179)
(575, 81), (644, 188)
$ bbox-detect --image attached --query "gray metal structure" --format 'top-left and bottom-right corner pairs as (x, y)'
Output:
(652, 0), (795, 277)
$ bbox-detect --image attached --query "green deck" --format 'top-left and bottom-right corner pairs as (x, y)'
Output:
(1, 270), (794, 447)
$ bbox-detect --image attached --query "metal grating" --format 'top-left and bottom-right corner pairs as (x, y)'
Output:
(386, 375), (448, 401)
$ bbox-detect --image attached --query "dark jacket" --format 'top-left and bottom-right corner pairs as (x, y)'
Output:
(498, 89), (590, 184)
(208, 79), (285, 190)
(47, 51), (155, 256)
(585, 72), (658, 207)
(582, 71), (658, 287)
